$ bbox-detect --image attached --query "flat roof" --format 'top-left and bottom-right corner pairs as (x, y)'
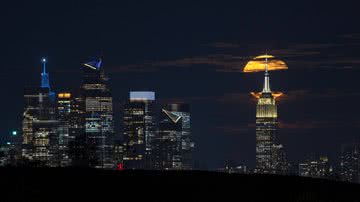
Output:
(130, 91), (155, 101)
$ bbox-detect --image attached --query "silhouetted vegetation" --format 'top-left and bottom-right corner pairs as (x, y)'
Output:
(1, 168), (359, 201)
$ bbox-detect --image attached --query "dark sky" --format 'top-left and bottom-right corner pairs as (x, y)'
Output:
(1, 1), (360, 169)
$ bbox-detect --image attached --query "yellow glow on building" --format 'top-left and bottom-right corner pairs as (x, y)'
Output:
(256, 95), (278, 118)
(243, 55), (288, 72)
(58, 93), (71, 99)
(251, 91), (284, 100)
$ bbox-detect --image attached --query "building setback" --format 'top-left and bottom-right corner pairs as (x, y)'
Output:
(255, 57), (287, 174)
(22, 58), (59, 166)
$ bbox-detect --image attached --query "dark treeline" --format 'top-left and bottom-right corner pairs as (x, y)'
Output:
(1, 168), (359, 202)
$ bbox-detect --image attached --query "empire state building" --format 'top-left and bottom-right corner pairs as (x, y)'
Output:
(255, 57), (287, 174)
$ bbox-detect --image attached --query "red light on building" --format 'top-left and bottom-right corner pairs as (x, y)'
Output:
(117, 163), (124, 171)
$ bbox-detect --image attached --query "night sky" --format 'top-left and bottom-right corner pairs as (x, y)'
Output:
(1, 1), (360, 169)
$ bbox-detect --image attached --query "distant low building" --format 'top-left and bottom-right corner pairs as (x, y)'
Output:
(217, 161), (249, 174)
(298, 156), (332, 179)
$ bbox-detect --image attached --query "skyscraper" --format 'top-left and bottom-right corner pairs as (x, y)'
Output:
(271, 144), (289, 174)
(255, 57), (287, 174)
(22, 58), (59, 166)
(123, 91), (156, 169)
(81, 59), (114, 169)
(67, 94), (87, 167)
(154, 104), (194, 170)
(56, 92), (72, 167)
(340, 143), (360, 183)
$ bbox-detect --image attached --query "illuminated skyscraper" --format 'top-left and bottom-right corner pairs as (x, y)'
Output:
(81, 59), (114, 169)
(22, 58), (59, 166)
(154, 104), (194, 170)
(56, 92), (72, 167)
(68, 94), (87, 167)
(123, 91), (156, 169)
(340, 143), (360, 183)
(56, 91), (88, 167)
(40, 58), (55, 100)
(255, 57), (287, 174)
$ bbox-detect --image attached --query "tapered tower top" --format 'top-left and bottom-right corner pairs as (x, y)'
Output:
(40, 57), (50, 89)
(262, 57), (271, 93)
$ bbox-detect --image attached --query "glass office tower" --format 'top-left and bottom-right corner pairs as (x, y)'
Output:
(154, 104), (194, 170)
(123, 91), (156, 169)
(81, 59), (114, 169)
(56, 92), (72, 167)
(340, 143), (360, 183)
(22, 58), (58, 166)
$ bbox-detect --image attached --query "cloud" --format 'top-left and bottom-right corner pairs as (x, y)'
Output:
(156, 96), (211, 105)
(100, 54), (250, 73)
(107, 64), (160, 73)
(72, 36), (360, 74)
(156, 92), (254, 106)
(206, 42), (241, 49)
(271, 49), (321, 58)
(279, 89), (360, 103)
(214, 120), (360, 136)
(278, 120), (360, 130)
(338, 33), (360, 40)
(215, 92), (254, 104)
(214, 124), (254, 134)
(155, 88), (360, 107)
(153, 54), (249, 72)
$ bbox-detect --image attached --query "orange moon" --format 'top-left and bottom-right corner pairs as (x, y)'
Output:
(243, 55), (288, 72)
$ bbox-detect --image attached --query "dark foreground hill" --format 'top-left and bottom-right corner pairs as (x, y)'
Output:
(0, 168), (359, 202)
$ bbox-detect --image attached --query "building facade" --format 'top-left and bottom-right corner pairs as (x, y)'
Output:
(22, 58), (59, 166)
(67, 95), (87, 167)
(298, 156), (332, 179)
(81, 59), (114, 169)
(56, 92), (72, 167)
(123, 91), (156, 169)
(255, 57), (287, 174)
(340, 143), (360, 183)
(154, 104), (194, 170)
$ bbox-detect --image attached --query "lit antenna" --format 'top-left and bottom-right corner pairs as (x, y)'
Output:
(40, 57), (50, 89)
(42, 58), (47, 73)
(262, 53), (271, 93)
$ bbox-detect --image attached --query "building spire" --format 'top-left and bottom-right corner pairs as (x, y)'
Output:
(40, 57), (50, 89)
(262, 57), (271, 93)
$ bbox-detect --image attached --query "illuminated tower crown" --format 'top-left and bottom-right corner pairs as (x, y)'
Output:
(84, 58), (102, 70)
(41, 58), (50, 89)
(256, 57), (277, 118)
(40, 57), (55, 100)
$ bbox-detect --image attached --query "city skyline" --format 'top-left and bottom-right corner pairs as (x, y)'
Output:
(4, 54), (359, 173)
(1, 1), (360, 170)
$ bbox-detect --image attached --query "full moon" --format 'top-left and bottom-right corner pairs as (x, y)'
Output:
(243, 54), (288, 72)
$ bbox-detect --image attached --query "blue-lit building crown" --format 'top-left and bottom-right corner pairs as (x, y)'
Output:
(41, 58), (50, 89)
